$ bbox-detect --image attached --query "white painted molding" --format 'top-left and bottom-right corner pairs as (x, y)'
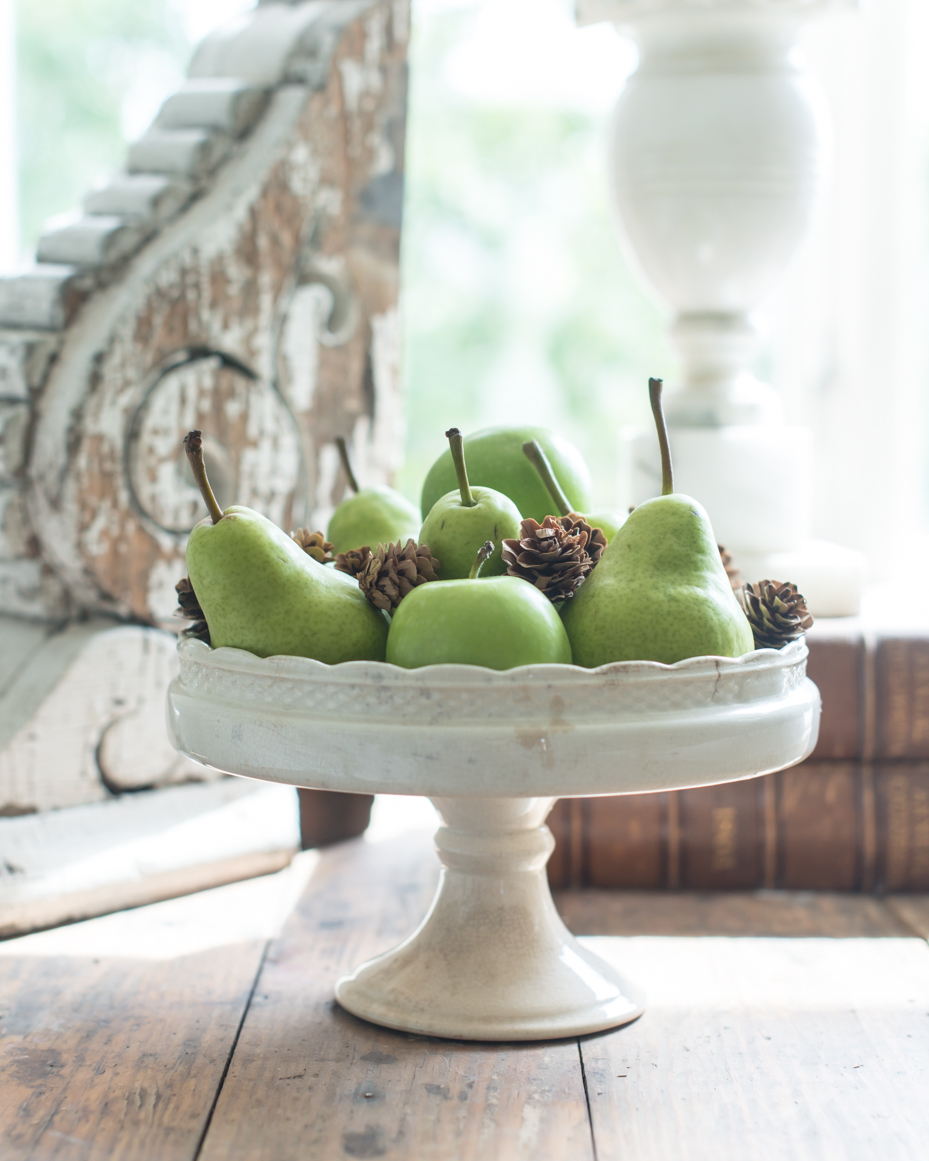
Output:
(189, 0), (371, 87)
(126, 127), (232, 180)
(83, 174), (194, 225)
(0, 779), (300, 937)
(156, 79), (270, 137)
(0, 617), (219, 814)
(35, 215), (149, 269)
(0, 0), (376, 330)
(0, 266), (80, 331)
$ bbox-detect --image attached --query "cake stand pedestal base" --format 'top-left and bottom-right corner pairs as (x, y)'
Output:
(335, 797), (645, 1041)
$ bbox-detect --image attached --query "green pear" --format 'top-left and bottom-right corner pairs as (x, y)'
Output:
(562, 380), (754, 667)
(387, 542), (572, 669)
(327, 437), (420, 554)
(421, 426), (592, 523)
(419, 428), (522, 578)
(183, 432), (387, 663)
(521, 439), (624, 542)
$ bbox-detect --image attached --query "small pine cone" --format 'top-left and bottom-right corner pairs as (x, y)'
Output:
(739, 580), (813, 650)
(335, 546), (373, 577)
(564, 513), (608, 566)
(718, 545), (742, 592)
(502, 515), (593, 602)
(175, 577), (211, 645)
(291, 528), (335, 564)
(358, 539), (441, 613)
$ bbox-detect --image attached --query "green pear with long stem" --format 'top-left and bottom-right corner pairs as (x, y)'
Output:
(326, 437), (420, 554)
(521, 439), (624, 542)
(387, 541), (572, 669)
(184, 432), (388, 663)
(421, 426), (592, 522)
(419, 428), (522, 578)
(561, 380), (754, 667)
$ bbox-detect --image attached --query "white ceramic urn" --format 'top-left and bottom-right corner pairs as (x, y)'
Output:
(580, 0), (863, 615)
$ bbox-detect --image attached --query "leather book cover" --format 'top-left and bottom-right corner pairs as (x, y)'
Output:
(677, 778), (767, 890)
(775, 762), (861, 890)
(875, 637), (929, 759)
(805, 625), (866, 759)
(875, 763), (929, 890)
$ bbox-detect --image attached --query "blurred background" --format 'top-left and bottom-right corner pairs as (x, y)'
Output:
(3, 0), (929, 574)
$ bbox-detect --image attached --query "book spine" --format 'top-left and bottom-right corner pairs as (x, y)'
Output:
(547, 764), (929, 892)
(875, 637), (929, 758)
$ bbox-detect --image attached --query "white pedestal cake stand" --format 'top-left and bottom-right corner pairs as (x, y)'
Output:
(167, 638), (819, 1042)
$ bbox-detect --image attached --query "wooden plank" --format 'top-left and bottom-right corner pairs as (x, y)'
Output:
(0, 780), (299, 937)
(200, 831), (594, 1161)
(886, 895), (929, 939)
(0, 865), (314, 1161)
(555, 889), (910, 937)
(580, 934), (929, 1161)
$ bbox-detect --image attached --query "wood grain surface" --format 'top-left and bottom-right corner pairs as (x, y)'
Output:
(555, 888), (912, 937)
(0, 944), (266, 1160)
(197, 836), (594, 1161)
(580, 934), (929, 1161)
(2, 828), (927, 1161)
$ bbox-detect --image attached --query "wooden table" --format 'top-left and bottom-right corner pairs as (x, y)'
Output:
(1, 826), (927, 1160)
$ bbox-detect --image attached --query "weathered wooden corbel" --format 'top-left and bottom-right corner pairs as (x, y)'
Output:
(0, 0), (408, 930)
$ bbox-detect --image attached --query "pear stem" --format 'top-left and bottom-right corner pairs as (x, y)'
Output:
(470, 541), (494, 580)
(184, 431), (224, 525)
(335, 437), (360, 495)
(446, 428), (476, 508)
(522, 440), (571, 517)
(649, 377), (674, 496)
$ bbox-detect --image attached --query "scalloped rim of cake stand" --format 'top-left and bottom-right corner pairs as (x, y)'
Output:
(168, 637), (819, 799)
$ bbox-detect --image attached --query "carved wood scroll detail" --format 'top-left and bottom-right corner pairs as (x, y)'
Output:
(23, 0), (408, 625)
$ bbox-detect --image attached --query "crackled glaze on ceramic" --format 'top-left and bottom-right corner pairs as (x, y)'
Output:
(167, 642), (820, 1040)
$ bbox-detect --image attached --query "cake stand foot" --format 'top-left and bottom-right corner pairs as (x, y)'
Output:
(336, 797), (645, 1041)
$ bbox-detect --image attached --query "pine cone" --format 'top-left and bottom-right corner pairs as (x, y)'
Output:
(334, 546), (372, 578)
(291, 528), (335, 564)
(718, 545), (742, 592)
(564, 513), (608, 565)
(358, 539), (441, 613)
(175, 577), (210, 645)
(502, 515), (595, 602)
(739, 580), (813, 650)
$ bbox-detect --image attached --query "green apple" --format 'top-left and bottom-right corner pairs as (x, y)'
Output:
(419, 428), (522, 578)
(387, 542), (573, 670)
(421, 426), (592, 523)
(327, 436), (420, 554)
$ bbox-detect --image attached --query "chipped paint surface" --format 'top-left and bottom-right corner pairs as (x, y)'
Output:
(22, 0), (408, 625)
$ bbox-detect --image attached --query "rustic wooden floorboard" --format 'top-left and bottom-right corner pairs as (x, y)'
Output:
(885, 895), (929, 940)
(0, 945), (266, 1161)
(578, 934), (929, 1161)
(556, 888), (911, 937)
(198, 834), (594, 1161)
(3, 825), (928, 1161)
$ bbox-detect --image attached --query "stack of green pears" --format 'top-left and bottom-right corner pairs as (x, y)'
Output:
(182, 383), (756, 672)
(561, 380), (754, 666)
(183, 432), (388, 664)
